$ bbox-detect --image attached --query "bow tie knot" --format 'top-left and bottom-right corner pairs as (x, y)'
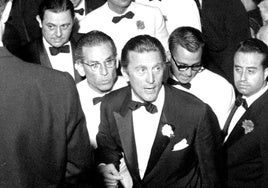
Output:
(129, 100), (158, 114)
(235, 96), (248, 110)
(167, 78), (191, 89)
(93, 97), (103, 105)
(74, 8), (84, 15)
(49, 45), (70, 56)
(112, 11), (135, 24)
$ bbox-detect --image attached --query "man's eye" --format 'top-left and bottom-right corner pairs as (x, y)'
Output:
(61, 24), (69, 30)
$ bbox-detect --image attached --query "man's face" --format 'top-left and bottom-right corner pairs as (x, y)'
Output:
(107, 0), (132, 13)
(79, 43), (117, 93)
(170, 45), (202, 84)
(234, 52), (268, 97)
(38, 10), (74, 47)
(70, 0), (82, 7)
(123, 51), (165, 102)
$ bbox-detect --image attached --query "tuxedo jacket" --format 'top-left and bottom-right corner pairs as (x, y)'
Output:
(0, 47), (91, 187)
(224, 90), (268, 188)
(18, 37), (83, 83)
(97, 85), (223, 188)
(84, 0), (106, 14)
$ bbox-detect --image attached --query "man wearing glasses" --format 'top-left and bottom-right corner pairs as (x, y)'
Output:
(167, 26), (235, 129)
(75, 30), (127, 149)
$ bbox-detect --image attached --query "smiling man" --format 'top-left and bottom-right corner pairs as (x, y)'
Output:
(96, 35), (222, 188)
(18, 0), (83, 83)
(223, 38), (268, 188)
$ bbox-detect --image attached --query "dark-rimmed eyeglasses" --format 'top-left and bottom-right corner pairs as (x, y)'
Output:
(171, 54), (204, 72)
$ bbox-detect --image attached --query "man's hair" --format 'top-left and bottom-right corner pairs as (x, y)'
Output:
(236, 38), (268, 69)
(38, 0), (75, 20)
(168, 26), (204, 54)
(121, 35), (166, 68)
(75, 30), (117, 61)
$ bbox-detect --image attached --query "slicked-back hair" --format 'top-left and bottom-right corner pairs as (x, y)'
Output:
(75, 30), (117, 61)
(168, 26), (204, 54)
(121, 35), (166, 68)
(38, 0), (75, 20)
(235, 38), (268, 69)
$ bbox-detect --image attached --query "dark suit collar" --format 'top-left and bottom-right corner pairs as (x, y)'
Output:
(225, 89), (268, 147)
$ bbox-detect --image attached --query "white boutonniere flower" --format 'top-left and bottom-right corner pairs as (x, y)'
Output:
(242, 120), (254, 134)
(162, 124), (174, 138)
(136, 20), (145, 30)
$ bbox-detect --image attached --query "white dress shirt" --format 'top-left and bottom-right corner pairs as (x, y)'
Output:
(225, 84), (268, 141)
(77, 76), (127, 148)
(43, 39), (75, 79)
(135, 0), (201, 33)
(132, 86), (165, 178)
(78, 2), (169, 56)
(171, 69), (235, 129)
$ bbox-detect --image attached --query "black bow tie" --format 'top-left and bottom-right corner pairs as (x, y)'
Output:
(112, 11), (134, 24)
(235, 95), (248, 110)
(74, 8), (84, 15)
(128, 100), (158, 114)
(167, 78), (191, 89)
(49, 45), (70, 56)
(93, 97), (103, 105)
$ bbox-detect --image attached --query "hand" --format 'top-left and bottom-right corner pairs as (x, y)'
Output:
(98, 163), (123, 188)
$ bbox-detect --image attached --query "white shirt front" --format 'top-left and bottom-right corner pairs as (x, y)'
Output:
(225, 84), (268, 141)
(43, 39), (75, 79)
(171, 69), (235, 129)
(135, 0), (201, 33)
(132, 86), (164, 178)
(78, 2), (169, 56)
(77, 76), (127, 148)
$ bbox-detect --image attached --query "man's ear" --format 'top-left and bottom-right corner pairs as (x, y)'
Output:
(74, 60), (86, 77)
(36, 15), (42, 28)
(121, 67), (129, 82)
(166, 50), (171, 62)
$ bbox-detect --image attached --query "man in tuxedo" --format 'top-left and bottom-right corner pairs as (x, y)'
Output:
(96, 35), (222, 187)
(19, 0), (83, 83)
(0, 0), (92, 187)
(167, 26), (235, 129)
(78, 0), (169, 57)
(75, 30), (127, 148)
(223, 38), (268, 187)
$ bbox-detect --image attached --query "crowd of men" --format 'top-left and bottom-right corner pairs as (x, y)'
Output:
(1, 0), (268, 187)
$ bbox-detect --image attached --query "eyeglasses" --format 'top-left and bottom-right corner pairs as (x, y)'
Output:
(171, 54), (204, 72)
(82, 58), (116, 72)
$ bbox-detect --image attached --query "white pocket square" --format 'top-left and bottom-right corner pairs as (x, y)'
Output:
(172, 138), (189, 151)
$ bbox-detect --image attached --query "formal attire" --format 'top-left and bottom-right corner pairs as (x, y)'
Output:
(168, 69), (235, 129)
(74, 0), (106, 22)
(223, 85), (268, 187)
(77, 76), (127, 148)
(0, 47), (91, 188)
(199, 0), (251, 84)
(78, 2), (169, 56)
(18, 37), (83, 83)
(96, 85), (222, 187)
(135, 0), (201, 33)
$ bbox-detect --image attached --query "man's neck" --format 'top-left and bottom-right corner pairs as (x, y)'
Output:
(107, 2), (129, 14)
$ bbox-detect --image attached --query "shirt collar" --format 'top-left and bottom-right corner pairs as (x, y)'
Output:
(243, 83), (268, 107)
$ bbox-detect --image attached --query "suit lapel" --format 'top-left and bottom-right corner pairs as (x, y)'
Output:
(114, 87), (141, 180)
(225, 90), (268, 147)
(143, 86), (172, 179)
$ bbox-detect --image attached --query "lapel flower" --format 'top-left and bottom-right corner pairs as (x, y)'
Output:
(162, 124), (175, 138)
(242, 120), (254, 134)
(136, 20), (145, 30)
